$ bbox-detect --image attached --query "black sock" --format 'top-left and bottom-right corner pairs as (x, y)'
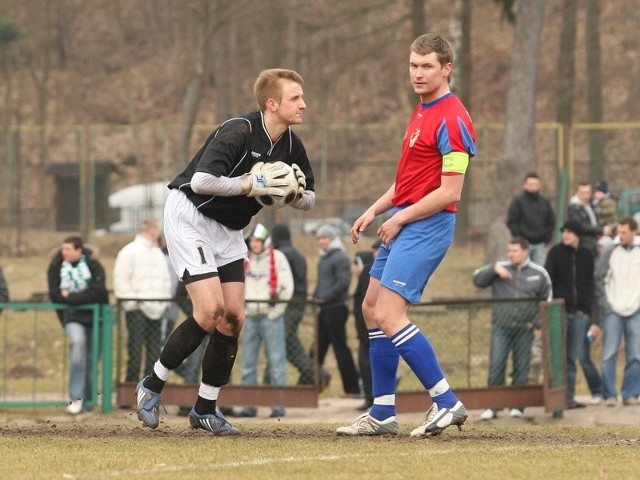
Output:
(159, 316), (208, 369)
(194, 397), (216, 415)
(201, 329), (239, 387)
(143, 316), (208, 393)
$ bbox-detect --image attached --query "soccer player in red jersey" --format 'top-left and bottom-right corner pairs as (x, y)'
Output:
(337, 33), (476, 437)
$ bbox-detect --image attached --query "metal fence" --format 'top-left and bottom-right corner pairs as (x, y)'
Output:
(113, 296), (566, 414)
(0, 297), (565, 414)
(0, 302), (114, 411)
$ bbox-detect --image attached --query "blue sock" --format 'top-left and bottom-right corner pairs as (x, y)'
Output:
(391, 323), (458, 409)
(368, 329), (399, 421)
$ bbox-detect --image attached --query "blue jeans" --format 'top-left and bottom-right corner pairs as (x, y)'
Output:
(566, 312), (602, 403)
(528, 242), (547, 267)
(601, 311), (640, 401)
(65, 322), (93, 402)
(488, 324), (533, 387)
(241, 314), (287, 410)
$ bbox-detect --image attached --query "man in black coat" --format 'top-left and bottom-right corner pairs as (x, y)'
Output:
(545, 220), (603, 408)
(506, 172), (556, 266)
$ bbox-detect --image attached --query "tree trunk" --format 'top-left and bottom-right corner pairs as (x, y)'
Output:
(176, 0), (210, 165)
(585, 0), (606, 184)
(454, 0), (472, 246)
(485, 0), (546, 263)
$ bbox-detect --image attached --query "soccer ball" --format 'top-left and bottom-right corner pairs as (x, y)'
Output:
(256, 162), (299, 209)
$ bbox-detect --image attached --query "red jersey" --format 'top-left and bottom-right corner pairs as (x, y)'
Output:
(393, 93), (476, 212)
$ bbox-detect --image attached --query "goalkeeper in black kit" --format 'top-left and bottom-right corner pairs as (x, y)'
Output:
(136, 68), (315, 435)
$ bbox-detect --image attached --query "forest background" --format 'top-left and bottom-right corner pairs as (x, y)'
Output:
(0, 0), (639, 263)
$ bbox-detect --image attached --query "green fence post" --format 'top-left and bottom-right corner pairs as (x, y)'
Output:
(101, 304), (114, 413)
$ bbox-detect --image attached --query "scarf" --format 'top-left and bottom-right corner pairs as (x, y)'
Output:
(60, 255), (92, 293)
(269, 246), (278, 301)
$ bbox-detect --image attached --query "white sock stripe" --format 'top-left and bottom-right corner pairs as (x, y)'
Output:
(153, 360), (171, 381)
(428, 378), (450, 397)
(373, 394), (395, 405)
(369, 330), (387, 340)
(392, 325), (420, 346)
(198, 383), (221, 400)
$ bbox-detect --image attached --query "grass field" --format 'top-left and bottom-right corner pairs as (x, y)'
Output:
(0, 415), (638, 480)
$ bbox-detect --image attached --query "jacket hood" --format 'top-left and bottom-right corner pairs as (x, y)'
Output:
(271, 224), (291, 248)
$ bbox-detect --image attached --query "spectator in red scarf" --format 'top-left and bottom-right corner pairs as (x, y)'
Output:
(235, 223), (293, 417)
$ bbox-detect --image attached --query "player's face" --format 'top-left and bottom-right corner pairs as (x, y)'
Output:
(273, 80), (305, 126)
(409, 51), (451, 103)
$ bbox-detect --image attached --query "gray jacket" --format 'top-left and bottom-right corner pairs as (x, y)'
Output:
(473, 259), (552, 328)
(313, 246), (352, 309)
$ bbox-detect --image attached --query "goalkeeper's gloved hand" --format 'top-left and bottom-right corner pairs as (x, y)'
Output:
(291, 163), (306, 200)
(240, 161), (290, 198)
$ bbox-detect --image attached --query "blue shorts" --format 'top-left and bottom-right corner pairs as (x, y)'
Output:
(370, 209), (455, 304)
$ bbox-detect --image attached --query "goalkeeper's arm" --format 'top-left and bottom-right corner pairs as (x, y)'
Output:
(191, 162), (289, 198)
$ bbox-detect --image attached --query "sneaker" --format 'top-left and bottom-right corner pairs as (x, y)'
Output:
(270, 408), (286, 418)
(509, 408), (524, 418)
(622, 397), (639, 406)
(410, 401), (468, 438)
(480, 408), (496, 421)
(590, 395), (603, 406)
(66, 399), (83, 415)
(238, 407), (257, 418)
(604, 397), (617, 407)
(136, 377), (162, 429)
(336, 413), (399, 436)
(319, 369), (332, 393)
(188, 408), (240, 436)
(567, 401), (587, 409)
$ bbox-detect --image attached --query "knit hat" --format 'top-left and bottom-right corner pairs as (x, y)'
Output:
(316, 224), (338, 240)
(595, 181), (608, 194)
(561, 219), (582, 236)
(250, 223), (270, 242)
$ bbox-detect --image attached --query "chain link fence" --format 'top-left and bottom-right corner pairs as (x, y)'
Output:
(114, 296), (548, 401)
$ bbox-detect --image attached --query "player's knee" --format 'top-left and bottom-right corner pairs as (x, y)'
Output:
(222, 311), (244, 337)
(195, 304), (225, 332)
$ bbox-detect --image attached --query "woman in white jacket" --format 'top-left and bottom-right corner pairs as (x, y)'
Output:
(237, 223), (293, 418)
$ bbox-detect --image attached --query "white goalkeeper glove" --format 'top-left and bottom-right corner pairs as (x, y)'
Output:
(291, 163), (306, 200)
(240, 161), (290, 198)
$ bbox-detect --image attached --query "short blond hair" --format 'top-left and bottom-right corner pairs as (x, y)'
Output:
(140, 217), (160, 233)
(254, 68), (304, 111)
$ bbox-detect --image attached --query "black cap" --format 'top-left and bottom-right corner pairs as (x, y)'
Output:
(561, 219), (582, 235)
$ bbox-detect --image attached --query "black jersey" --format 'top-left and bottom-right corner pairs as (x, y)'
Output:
(168, 111), (314, 230)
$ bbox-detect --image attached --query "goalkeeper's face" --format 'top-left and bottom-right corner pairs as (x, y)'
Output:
(273, 80), (306, 126)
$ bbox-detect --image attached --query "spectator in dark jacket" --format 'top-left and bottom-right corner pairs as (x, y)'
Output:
(47, 236), (108, 415)
(545, 219), (602, 408)
(271, 223), (322, 387)
(568, 182), (613, 257)
(506, 172), (556, 266)
(352, 239), (381, 411)
(0, 266), (9, 315)
(313, 224), (360, 396)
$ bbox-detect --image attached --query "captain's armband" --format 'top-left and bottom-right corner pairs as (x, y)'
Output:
(442, 152), (470, 174)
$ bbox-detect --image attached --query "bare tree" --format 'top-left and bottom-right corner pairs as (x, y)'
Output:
(585, 0), (606, 184)
(485, 0), (546, 262)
